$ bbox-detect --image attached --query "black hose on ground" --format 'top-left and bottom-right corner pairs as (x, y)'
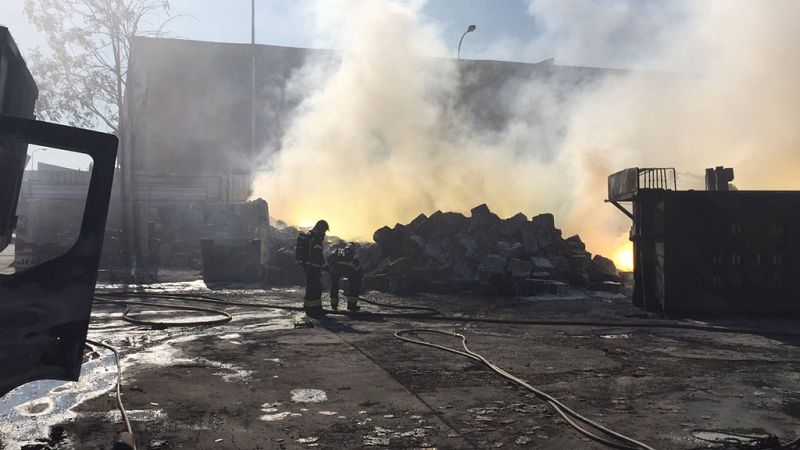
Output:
(395, 329), (656, 450)
(94, 297), (232, 327)
(95, 290), (800, 338)
(85, 339), (136, 450)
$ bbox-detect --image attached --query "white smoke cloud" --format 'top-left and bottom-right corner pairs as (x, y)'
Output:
(524, 0), (692, 68)
(252, 0), (800, 263)
(252, 0), (568, 238)
(557, 1), (800, 253)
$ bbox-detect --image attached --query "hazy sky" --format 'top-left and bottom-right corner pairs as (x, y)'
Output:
(1, 0), (684, 66)
(2, 0), (541, 61)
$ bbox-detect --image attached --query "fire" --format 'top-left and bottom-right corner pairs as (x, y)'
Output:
(613, 242), (634, 272)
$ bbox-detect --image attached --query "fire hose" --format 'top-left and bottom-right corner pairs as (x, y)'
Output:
(84, 338), (136, 450)
(395, 329), (654, 450)
(94, 292), (800, 338)
(89, 291), (800, 450)
(93, 297), (233, 327)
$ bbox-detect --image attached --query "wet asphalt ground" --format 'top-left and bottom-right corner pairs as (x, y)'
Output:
(3, 281), (800, 449)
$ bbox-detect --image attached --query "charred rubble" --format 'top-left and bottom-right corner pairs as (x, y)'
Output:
(266, 204), (621, 296)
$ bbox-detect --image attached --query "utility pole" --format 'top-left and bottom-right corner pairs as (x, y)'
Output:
(251, 0), (256, 161)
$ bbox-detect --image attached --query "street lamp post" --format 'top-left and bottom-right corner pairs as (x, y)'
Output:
(251, 0), (256, 159)
(457, 24), (476, 61)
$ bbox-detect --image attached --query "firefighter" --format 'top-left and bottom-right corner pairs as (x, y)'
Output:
(296, 219), (329, 316)
(327, 244), (363, 311)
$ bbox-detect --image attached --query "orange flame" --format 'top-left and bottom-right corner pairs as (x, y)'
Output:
(613, 242), (634, 272)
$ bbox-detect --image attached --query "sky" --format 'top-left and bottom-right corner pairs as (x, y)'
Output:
(1, 0), (682, 67)
(2, 1), (540, 60)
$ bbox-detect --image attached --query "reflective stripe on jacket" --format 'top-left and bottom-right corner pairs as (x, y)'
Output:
(328, 253), (361, 274)
(303, 298), (322, 307)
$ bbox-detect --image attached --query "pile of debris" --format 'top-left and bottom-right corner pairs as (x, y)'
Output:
(358, 204), (621, 295)
(263, 220), (306, 286)
(263, 204), (621, 296)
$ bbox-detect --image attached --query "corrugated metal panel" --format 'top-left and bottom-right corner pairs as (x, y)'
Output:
(635, 190), (800, 312)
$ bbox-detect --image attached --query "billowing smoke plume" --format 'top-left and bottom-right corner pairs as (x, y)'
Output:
(252, 0), (800, 266)
(557, 0), (800, 261)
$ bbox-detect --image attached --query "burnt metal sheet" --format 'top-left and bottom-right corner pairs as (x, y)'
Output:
(633, 189), (800, 313)
(0, 115), (117, 396)
(608, 167), (640, 202)
(608, 167), (677, 203)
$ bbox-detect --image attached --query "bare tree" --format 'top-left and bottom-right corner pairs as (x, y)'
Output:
(25, 0), (183, 274)
(24, 0), (179, 135)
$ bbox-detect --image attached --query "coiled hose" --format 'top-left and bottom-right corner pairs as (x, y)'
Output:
(93, 297), (232, 327)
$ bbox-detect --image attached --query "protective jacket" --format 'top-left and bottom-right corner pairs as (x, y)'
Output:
(306, 232), (326, 269)
(327, 247), (363, 309)
(328, 248), (361, 273)
(303, 231), (327, 312)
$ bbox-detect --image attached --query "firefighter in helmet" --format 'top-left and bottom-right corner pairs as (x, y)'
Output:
(327, 244), (363, 311)
(297, 219), (329, 316)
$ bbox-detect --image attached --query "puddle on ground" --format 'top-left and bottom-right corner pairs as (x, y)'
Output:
(362, 422), (433, 446)
(16, 398), (55, 416)
(261, 402), (282, 413)
(600, 334), (631, 339)
(77, 408), (166, 423)
(692, 430), (768, 446)
(122, 342), (254, 383)
(259, 390), (330, 422)
(261, 411), (293, 422)
(0, 349), (117, 450)
(1, 282), (299, 448)
(97, 280), (303, 300)
(291, 389), (328, 403)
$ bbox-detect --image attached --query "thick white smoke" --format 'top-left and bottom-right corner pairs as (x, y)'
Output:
(557, 1), (800, 262)
(252, 0), (800, 267)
